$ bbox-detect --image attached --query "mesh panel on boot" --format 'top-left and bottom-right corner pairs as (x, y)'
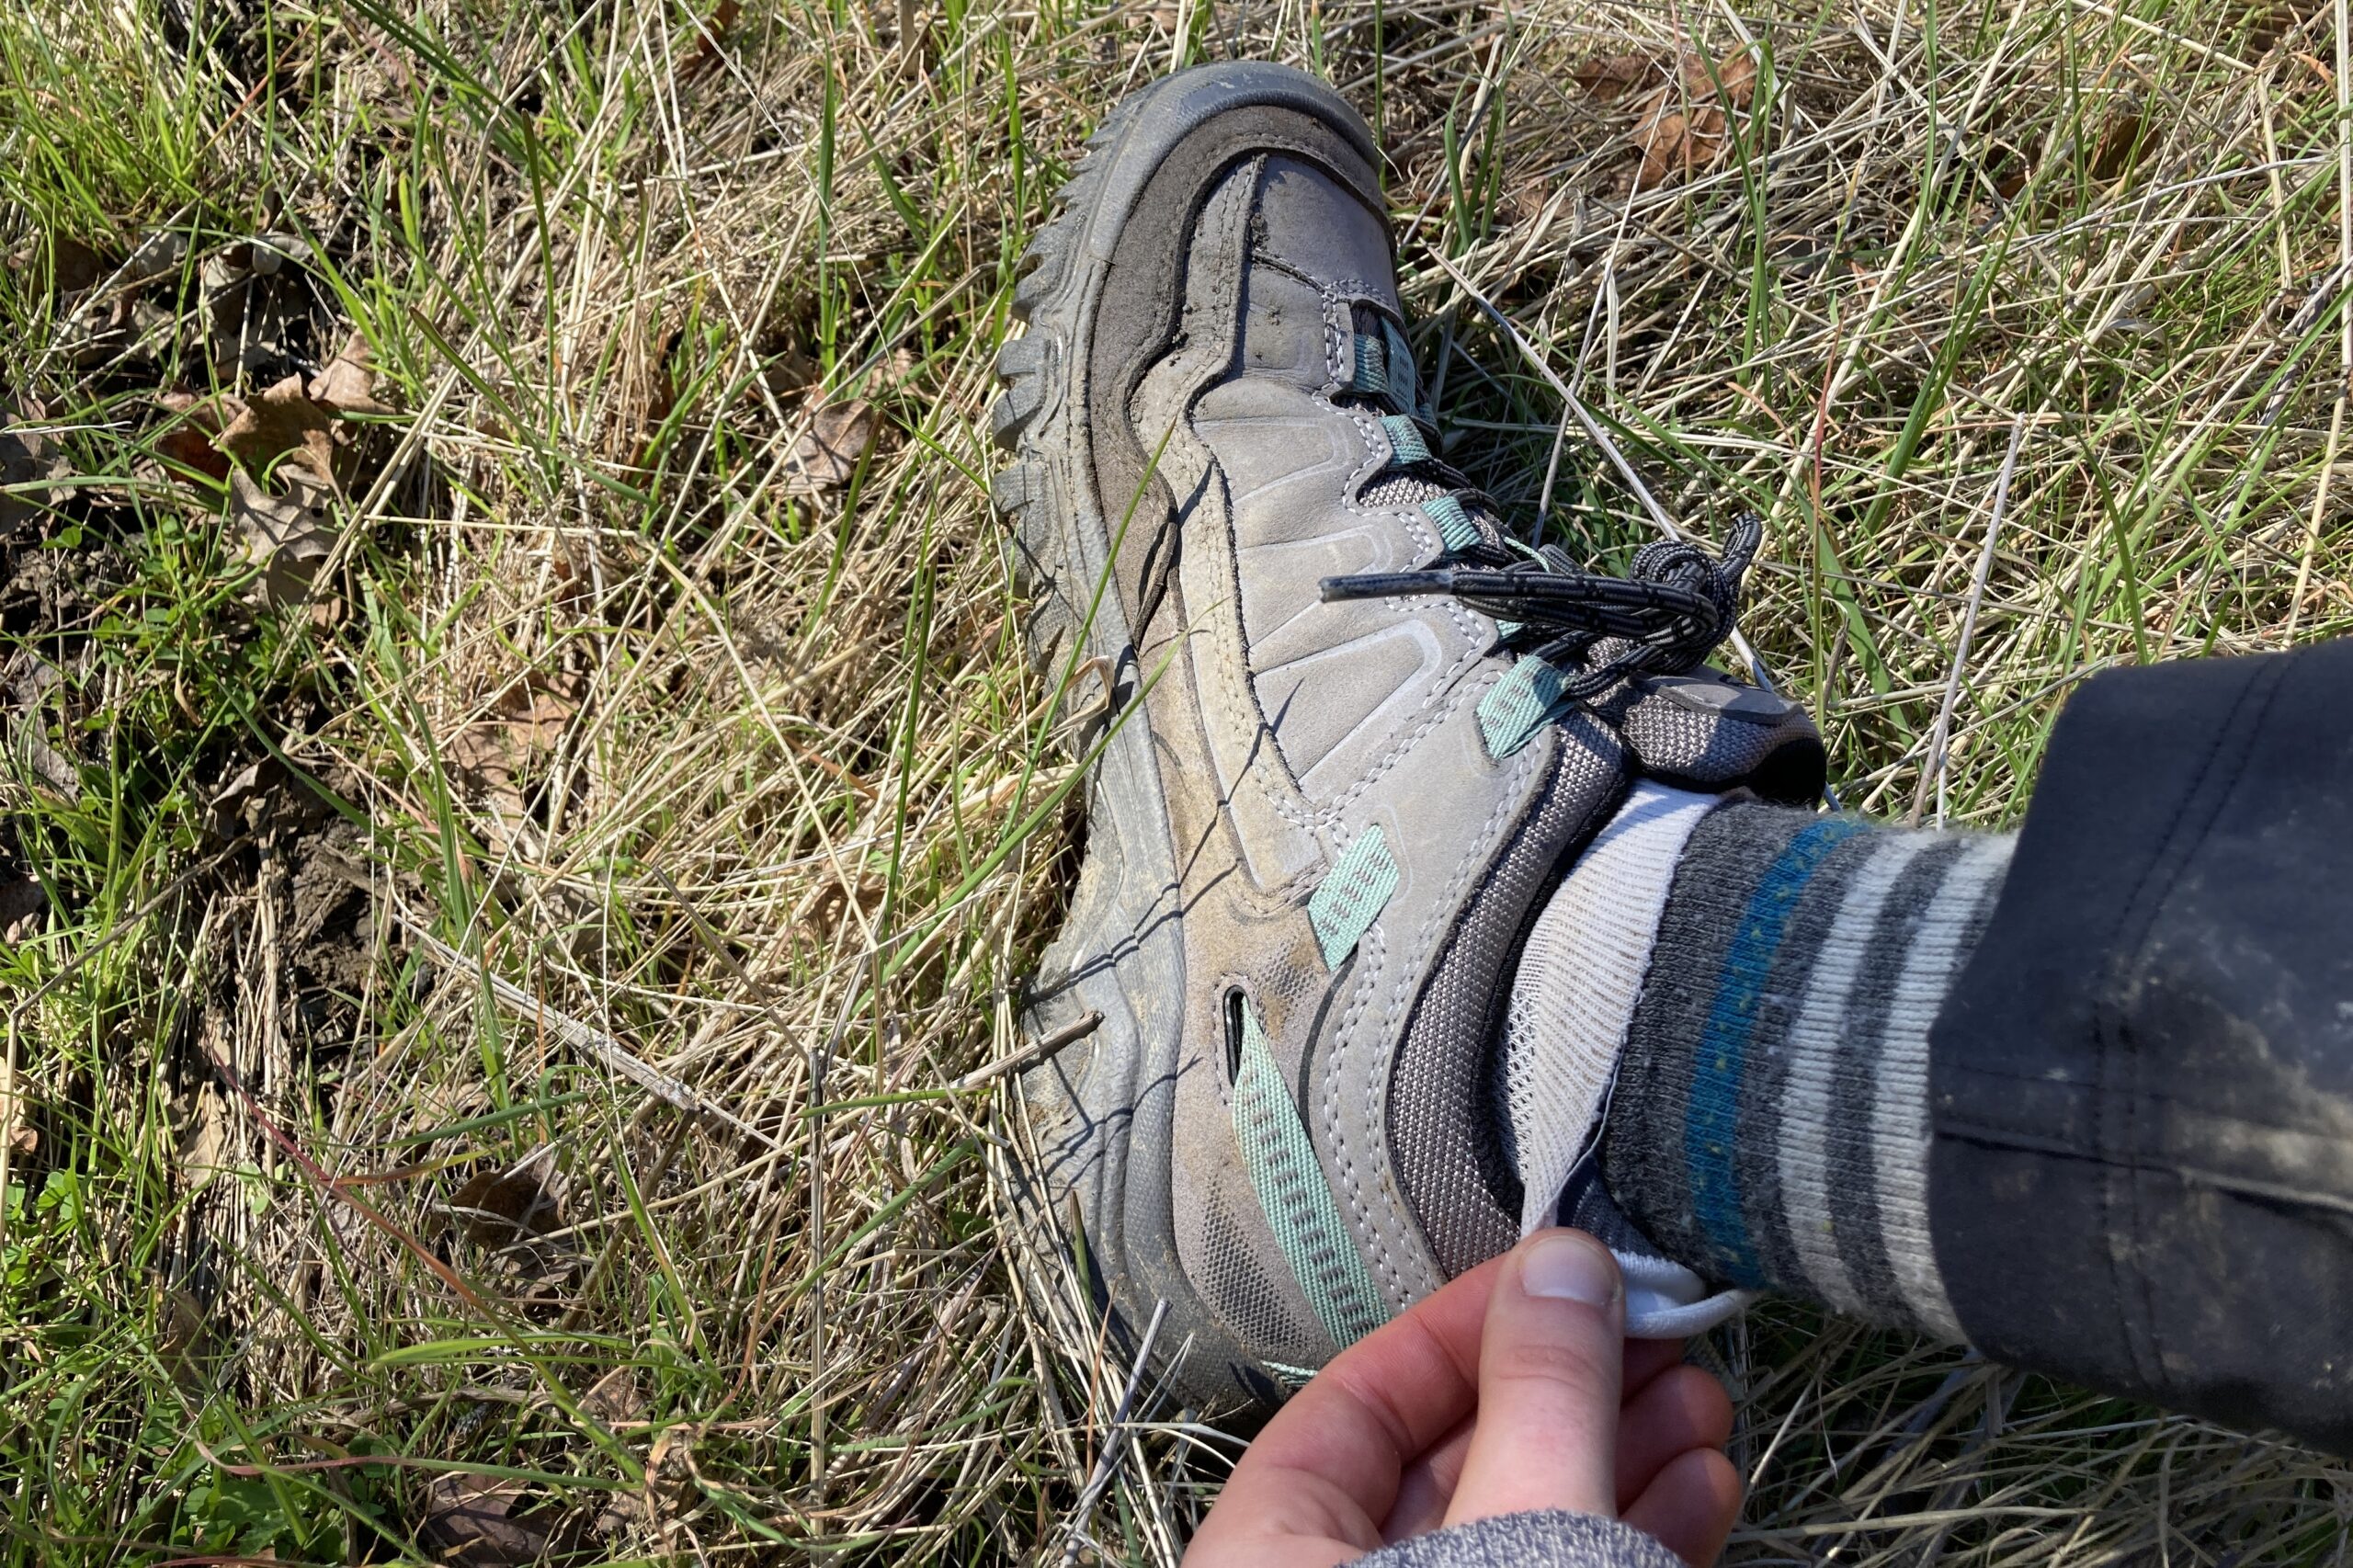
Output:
(1199, 1193), (1295, 1350)
(1180, 1157), (1329, 1365)
(1602, 680), (1824, 801)
(1361, 472), (1452, 509)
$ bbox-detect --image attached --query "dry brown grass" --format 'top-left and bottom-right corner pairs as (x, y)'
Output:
(2, 0), (2349, 1560)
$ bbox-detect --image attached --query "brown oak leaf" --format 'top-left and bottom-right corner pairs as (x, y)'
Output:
(446, 672), (585, 812)
(446, 1153), (563, 1248)
(230, 465), (335, 607)
(421, 1474), (548, 1568)
(1574, 51), (1665, 105)
(1629, 51), (1758, 191)
(2, 399), (70, 531)
(155, 391), (236, 483)
(1580, 50), (1759, 191)
(781, 399), (877, 494)
(309, 329), (393, 415)
(216, 373), (336, 483)
(583, 1364), (645, 1424)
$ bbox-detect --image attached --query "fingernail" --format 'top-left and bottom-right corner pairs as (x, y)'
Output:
(1521, 1233), (1619, 1308)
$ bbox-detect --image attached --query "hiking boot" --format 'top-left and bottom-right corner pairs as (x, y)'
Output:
(991, 62), (1823, 1410)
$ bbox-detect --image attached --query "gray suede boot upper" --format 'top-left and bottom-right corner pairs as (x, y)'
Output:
(992, 62), (1822, 1410)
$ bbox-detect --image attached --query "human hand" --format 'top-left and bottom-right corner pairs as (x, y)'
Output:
(1184, 1229), (1742, 1568)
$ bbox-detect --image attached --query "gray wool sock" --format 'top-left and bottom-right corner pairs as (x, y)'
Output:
(1597, 801), (2014, 1339)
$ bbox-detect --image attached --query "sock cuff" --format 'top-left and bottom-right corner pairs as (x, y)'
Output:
(1502, 781), (1717, 1234)
(1606, 803), (2016, 1341)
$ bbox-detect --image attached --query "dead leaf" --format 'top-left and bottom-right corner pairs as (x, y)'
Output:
(780, 400), (877, 494)
(176, 1082), (230, 1176)
(49, 236), (105, 300)
(247, 231), (312, 277)
(155, 391), (238, 483)
(199, 252), (248, 366)
(122, 230), (189, 288)
(2089, 108), (2146, 183)
(0, 875), (44, 945)
(156, 1283), (216, 1389)
(422, 1474), (549, 1568)
(216, 373), (337, 483)
(207, 757), (273, 838)
(642, 1425), (703, 1525)
(52, 294), (139, 372)
(583, 1365), (644, 1424)
(1593, 50), (1759, 192)
(201, 248), (317, 379)
(792, 868), (886, 933)
(230, 465), (336, 608)
(759, 344), (818, 400)
(309, 330), (393, 415)
(1, 401), (69, 533)
(446, 674), (584, 810)
(685, 0), (744, 76)
(592, 1494), (645, 1538)
(17, 729), (80, 796)
(447, 1153), (563, 1247)
(1574, 51), (1666, 105)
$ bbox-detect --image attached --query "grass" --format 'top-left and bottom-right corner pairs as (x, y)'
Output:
(1, 0), (2349, 1562)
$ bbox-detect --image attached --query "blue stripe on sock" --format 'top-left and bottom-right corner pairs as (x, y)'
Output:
(1684, 818), (1867, 1285)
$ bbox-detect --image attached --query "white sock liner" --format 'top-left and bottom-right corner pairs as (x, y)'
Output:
(1504, 781), (1740, 1335)
(1504, 782), (1715, 1226)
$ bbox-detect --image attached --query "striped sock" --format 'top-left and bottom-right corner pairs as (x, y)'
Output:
(1597, 801), (2015, 1339)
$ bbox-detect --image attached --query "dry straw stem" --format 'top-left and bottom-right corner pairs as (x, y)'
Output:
(0, 0), (2348, 1561)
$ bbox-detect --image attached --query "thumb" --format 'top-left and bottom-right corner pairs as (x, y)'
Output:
(1442, 1228), (1626, 1528)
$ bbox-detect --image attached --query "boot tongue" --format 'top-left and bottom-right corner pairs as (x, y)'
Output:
(1235, 155), (1405, 396)
(1253, 154), (1400, 312)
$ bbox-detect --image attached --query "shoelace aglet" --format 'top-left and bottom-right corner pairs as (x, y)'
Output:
(1319, 570), (1457, 603)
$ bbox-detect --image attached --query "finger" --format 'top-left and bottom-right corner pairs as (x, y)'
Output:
(1614, 1365), (1734, 1512)
(1192, 1254), (1508, 1560)
(1391, 1342), (1717, 1542)
(1442, 1229), (1625, 1528)
(1621, 1337), (1688, 1401)
(1382, 1415), (1472, 1543)
(1623, 1447), (1743, 1567)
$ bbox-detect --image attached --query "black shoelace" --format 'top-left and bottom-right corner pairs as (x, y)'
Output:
(1319, 511), (1762, 704)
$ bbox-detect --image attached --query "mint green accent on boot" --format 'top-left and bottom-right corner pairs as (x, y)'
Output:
(1352, 333), (1388, 397)
(1478, 656), (1571, 758)
(1381, 415), (1429, 465)
(1421, 494), (1480, 551)
(1230, 998), (1392, 1349)
(1382, 319), (1420, 415)
(1308, 823), (1399, 967)
(1266, 1359), (1319, 1390)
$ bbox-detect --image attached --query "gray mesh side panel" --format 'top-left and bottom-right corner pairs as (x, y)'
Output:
(1178, 1148), (1329, 1365)
(1388, 716), (1627, 1278)
(1623, 699), (1782, 781)
(1599, 684), (1820, 790)
(1360, 473), (1451, 508)
(1199, 1189), (1298, 1350)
